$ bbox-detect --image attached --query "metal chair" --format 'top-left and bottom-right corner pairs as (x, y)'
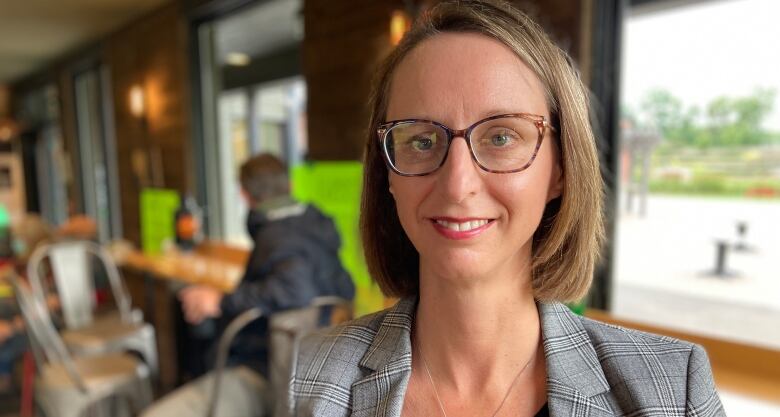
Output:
(9, 273), (152, 417)
(207, 296), (353, 417)
(26, 240), (158, 376)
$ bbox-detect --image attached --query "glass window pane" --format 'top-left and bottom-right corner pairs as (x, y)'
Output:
(616, 0), (780, 350)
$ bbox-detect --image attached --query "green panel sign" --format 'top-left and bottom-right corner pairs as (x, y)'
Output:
(291, 162), (384, 315)
(140, 188), (180, 254)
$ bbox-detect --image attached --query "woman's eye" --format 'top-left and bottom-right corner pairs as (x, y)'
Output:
(411, 134), (436, 151)
(490, 132), (513, 147)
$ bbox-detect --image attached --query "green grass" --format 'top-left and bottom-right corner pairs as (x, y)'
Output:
(649, 175), (780, 199)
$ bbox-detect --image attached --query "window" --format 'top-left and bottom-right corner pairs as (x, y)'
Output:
(195, 0), (305, 246)
(615, 0), (780, 350)
(216, 78), (306, 246)
(18, 84), (71, 227)
(73, 65), (122, 242)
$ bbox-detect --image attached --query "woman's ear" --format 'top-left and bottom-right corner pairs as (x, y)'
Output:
(547, 143), (564, 203)
(547, 165), (563, 202)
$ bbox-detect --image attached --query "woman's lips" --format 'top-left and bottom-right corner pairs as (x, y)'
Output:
(430, 217), (495, 240)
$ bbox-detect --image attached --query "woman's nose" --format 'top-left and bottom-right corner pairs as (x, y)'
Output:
(436, 137), (482, 203)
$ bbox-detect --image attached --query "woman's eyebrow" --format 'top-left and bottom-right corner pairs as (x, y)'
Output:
(480, 108), (533, 119)
(482, 109), (516, 117)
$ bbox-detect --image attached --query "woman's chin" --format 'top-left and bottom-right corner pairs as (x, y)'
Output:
(422, 258), (493, 286)
(419, 247), (529, 290)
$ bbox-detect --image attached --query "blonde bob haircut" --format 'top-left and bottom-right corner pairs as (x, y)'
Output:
(360, 0), (604, 302)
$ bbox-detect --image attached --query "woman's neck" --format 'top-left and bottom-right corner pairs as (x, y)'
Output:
(414, 265), (542, 396)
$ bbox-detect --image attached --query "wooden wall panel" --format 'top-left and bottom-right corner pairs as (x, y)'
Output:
(105, 2), (192, 246)
(302, 0), (404, 161)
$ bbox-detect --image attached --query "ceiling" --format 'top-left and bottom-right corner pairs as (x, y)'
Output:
(0, 0), (170, 84)
(214, 0), (302, 65)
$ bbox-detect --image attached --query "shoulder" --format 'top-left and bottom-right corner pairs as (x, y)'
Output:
(296, 308), (387, 368)
(258, 206), (336, 247)
(579, 314), (696, 359)
(541, 302), (697, 365)
(252, 215), (313, 255)
(576, 315), (724, 416)
(541, 302), (723, 414)
(289, 308), (391, 412)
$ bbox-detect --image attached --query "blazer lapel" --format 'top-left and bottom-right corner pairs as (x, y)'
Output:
(540, 302), (615, 416)
(350, 298), (416, 417)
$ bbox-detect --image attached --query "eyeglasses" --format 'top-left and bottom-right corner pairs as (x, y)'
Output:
(377, 113), (555, 176)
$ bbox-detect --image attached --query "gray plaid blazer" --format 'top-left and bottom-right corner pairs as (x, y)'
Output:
(289, 298), (725, 416)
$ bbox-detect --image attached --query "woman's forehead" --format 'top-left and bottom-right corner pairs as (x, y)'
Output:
(386, 32), (548, 123)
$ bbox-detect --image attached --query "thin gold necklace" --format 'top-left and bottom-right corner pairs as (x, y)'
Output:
(416, 341), (536, 417)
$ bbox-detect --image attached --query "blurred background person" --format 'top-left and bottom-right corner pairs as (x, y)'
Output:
(141, 153), (354, 417)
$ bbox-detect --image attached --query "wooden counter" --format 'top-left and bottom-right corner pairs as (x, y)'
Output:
(119, 246), (245, 293)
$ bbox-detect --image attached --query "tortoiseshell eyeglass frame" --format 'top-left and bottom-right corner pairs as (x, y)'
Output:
(377, 113), (557, 177)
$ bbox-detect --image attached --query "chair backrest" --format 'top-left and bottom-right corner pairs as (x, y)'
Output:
(26, 240), (132, 329)
(270, 296), (352, 412)
(207, 307), (264, 417)
(9, 274), (88, 392)
(207, 296), (352, 417)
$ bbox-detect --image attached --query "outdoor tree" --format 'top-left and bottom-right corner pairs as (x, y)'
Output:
(633, 88), (777, 148)
(706, 88), (776, 147)
(640, 89), (683, 138)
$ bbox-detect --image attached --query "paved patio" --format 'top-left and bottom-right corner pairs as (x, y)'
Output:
(612, 194), (780, 349)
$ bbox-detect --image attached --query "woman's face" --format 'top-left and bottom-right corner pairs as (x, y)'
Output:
(386, 33), (562, 284)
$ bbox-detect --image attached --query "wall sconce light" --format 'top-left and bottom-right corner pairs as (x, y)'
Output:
(0, 112), (19, 142)
(390, 10), (411, 46)
(0, 119), (18, 142)
(129, 85), (145, 118)
(226, 52), (251, 67)
(0, 85), (19, 142)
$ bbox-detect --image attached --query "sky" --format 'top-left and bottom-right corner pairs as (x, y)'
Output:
(621, 0), (780, 130)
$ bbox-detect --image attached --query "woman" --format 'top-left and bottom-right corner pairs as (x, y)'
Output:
(290, 1), (725, 416)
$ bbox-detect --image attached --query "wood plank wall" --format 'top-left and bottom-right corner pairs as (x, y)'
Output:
(302, 0), (403, 161)
(105, 1), (192, 246)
